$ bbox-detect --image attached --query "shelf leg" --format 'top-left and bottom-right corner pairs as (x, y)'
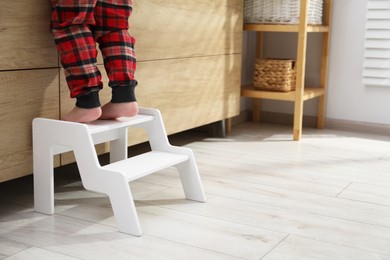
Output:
(252, 99), (261, 122)
(292, 0), (310, 141)
(317, 95), (326, 128)
(293, 99), (304, 141)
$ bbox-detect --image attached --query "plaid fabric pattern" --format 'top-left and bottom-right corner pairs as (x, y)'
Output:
(51, 0), (136, 98)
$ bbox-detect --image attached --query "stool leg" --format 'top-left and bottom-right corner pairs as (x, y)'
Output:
(176, 154), (206, 203)
(105, 173), (142, 236)
(109, 128), (128, 163)
(33, 146), (55, 214)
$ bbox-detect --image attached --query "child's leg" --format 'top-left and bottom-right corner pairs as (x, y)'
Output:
(94, 0), (138, 119)
(51, 0), (103, 122)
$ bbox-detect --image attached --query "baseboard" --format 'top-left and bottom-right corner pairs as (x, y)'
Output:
(231, 110), (390, 136)
(325, 118), (390, 136)
(228, 110), (251, 126)
(232, 110), (317, 128)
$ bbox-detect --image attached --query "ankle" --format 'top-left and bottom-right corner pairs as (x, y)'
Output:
(76, 91), (101, 109)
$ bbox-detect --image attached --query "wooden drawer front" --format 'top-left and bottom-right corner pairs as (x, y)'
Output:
(0, 69), (59, 182)
(132, 0), (243, 61)
(0, 0), (58, 70)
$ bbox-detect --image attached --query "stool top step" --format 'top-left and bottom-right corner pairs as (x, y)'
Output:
(33, 114), (155, 134)
(86, 114), (155, 134)
(32, 108), (161, 154)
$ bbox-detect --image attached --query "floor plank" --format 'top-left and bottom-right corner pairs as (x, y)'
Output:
(261, 235), (390, 260)
(5, 247), (79, 260)
(0, 238), (30, 260)
(338, 182), (390, 207)
(1, 122), (390, 259)
(136, 185), (390, 256)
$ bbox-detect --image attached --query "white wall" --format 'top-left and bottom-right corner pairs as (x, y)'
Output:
(327, 0), (390, 125)
(242, 0), (390, 126)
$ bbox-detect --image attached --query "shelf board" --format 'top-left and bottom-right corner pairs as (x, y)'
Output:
(241, 85), (325, 101)
(244, 23), (329, 33)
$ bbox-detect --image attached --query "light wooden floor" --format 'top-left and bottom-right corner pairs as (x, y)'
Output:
(1, 122), (390, 260)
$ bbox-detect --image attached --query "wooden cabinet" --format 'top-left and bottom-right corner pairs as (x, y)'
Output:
(241, 0), (333, 140)
(0, 0), (243, 182)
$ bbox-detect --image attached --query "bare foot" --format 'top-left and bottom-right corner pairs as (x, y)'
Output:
(100, 102), (139, 120)
(62, 106), (102, 123)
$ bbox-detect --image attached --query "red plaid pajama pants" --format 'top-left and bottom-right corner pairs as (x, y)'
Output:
(51, 0), (137, 108)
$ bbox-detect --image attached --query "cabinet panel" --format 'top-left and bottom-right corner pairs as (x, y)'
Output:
(136, 54), (242, 134)
(94, 0), (244, 65)
(0, 0), (243, 69)
(132, 0), (243, 61)
(0, 0), (58, 70)
(0, 69), (59, 182)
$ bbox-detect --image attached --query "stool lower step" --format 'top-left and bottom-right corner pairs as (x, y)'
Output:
(102, 151), (189, 182)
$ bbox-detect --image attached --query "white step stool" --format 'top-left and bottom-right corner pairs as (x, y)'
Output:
(32, 108), (206, 236)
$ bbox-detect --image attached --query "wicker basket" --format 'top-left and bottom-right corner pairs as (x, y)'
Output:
(254, 59), (296, 92)
(244, 0), (323, 25)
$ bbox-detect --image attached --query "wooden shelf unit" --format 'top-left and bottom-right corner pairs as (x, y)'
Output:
(242, 0), (333, 140)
